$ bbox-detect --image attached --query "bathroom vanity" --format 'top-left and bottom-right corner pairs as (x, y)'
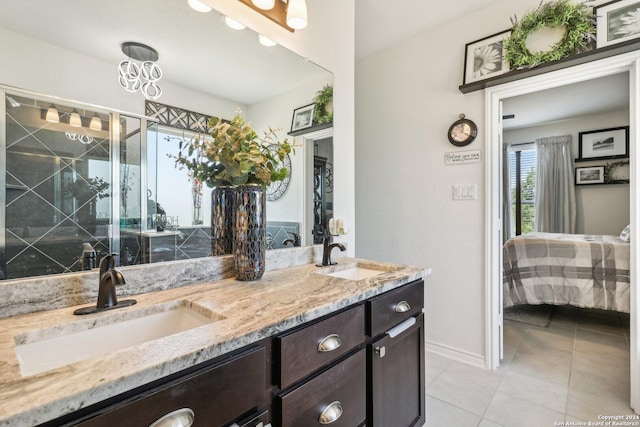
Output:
(0, 258), (428, 427)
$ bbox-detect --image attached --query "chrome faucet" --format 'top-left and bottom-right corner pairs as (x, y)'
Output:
(317, 235), (346, 267)
(74, 254), (136, 315)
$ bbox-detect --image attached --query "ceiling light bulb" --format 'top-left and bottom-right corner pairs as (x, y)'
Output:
(225, 16), (246, 30)
(252, 0), (275, 10)
(259, 34), (276, 47)
(90, 113), (102, 131)
(46, 104), (60, 123)
(187, 0), (212, 13)
(286, 0), (307, 29)
(70, 109), (82, 128)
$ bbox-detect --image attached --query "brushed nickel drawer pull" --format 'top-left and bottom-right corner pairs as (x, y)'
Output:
(395, 300), (410, 313)
(149, 408), (194, 427)
(318, 401), (343, 424)
(318, 334), (342, 352)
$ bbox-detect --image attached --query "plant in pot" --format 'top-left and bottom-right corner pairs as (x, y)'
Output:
(174, 113), (293, 280)
(313, 84), (333, 125)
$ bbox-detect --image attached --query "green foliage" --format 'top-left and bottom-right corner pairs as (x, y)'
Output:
(511, 167), (536, 234)
(313, 85), (333, 124)
(504, 0), (595, 68)
(173, 114), (294, 189)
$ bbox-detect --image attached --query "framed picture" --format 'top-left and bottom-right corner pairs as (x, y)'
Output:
(578, 126), (629, 160)
(595, 0), (640, 48)
(463, 30), (511, 85)
(575, 166), (605, 185)
(290, 103), (315, 132)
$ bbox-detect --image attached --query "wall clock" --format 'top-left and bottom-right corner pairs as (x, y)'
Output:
(266, 144), (292, 201)
(448, 114), (477, 147)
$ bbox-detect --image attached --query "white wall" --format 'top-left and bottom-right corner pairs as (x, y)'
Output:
(355, 0), (553, 362)
(505, 110), (630, 235)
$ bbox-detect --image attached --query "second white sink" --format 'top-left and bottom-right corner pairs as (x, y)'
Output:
(15, 302), (221, 376)
(326, 267), (386, 280)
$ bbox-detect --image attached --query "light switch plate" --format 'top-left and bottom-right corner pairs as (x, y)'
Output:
(453, 184), (477, 200)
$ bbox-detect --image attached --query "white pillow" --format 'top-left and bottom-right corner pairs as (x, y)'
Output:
(620, 224), (631, 243)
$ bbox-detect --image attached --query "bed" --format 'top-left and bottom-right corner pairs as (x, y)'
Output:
(503, 232), (631, 313)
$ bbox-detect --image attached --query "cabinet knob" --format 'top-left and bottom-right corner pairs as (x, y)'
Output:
(149, 408), (194, 427)
(318, 333), (342, 352)
(394, 300), (410, 313)
(318, 401), (343, 424)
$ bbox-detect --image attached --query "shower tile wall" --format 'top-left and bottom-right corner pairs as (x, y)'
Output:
(3, 96), (111, 279)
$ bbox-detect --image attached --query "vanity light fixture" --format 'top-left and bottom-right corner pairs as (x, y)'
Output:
(69, 109), (82, 127)
(187, 0), (212, 13)
(45, 104), (60, 123)
(118, 42), (163, 100)
(259, 34), (277, 46)
(252, 0), (275, 10)
(286, 0), (307, 29)
(225, 16), (246, 30)
(89, 113), (103, 131)
(237, 0), (307, 32)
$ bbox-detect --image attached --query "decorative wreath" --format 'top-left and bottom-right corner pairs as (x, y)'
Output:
(313, 85), (333, 124)
(504, 0), (594, 68)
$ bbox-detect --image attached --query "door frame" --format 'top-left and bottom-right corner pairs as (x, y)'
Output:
(484, 51), (640, 412)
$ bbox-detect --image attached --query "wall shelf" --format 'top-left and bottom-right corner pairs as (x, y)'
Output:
(459, 39), (640, 94)
(288, 122), (332, 137)
(574, 156), (629, 163)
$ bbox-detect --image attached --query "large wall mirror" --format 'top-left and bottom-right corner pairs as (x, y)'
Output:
(0, 0), (333, 281)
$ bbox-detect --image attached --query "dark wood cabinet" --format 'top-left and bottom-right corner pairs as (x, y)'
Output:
(44, 279), (426, 427)
(368, 313), (425, 427)
(71, 346), (267, 427)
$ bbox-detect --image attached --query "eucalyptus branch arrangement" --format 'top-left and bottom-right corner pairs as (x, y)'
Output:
(173, 113), (294, 188)
(504, 0), (595, 68)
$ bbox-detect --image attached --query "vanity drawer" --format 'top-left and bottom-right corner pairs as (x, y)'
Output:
(275, 304), (365, 389)
(75, 346), (266, 427)
(278, 349), (366, 427)
(368, 279), (424, 337)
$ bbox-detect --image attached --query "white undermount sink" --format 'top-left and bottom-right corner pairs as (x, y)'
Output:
(14, 302), (221, 376)
(320, 263), (396, 281)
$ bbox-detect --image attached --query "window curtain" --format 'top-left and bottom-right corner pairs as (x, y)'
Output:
(502, 144), (512, 242)
(534, 135), (576, 233)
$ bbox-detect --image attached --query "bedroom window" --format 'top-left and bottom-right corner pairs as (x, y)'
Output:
(508, 143), (536, 236)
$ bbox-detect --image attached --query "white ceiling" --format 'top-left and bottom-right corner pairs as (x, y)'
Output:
(0, 1), (630, 126)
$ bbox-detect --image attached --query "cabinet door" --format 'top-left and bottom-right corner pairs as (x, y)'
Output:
(368, 314), (425, 427)
(76, 346), (266, 427)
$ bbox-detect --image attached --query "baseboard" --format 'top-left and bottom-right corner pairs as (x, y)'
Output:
(425, 339), (486, 368)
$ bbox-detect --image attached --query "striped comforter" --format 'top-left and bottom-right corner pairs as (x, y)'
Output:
(503, 233), (631, 313)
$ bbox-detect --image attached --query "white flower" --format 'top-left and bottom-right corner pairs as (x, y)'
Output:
(473, 43), (501, 78)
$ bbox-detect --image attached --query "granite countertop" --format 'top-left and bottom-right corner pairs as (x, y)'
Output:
(0, 257), (429, 426)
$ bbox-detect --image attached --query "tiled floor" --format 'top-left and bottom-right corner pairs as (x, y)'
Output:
(426, 306), (634, 426)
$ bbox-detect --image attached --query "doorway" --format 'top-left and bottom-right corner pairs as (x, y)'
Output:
(484, 52), (640, 412)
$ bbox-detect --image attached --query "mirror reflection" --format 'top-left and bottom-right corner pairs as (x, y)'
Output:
(0, 2), (333, 281)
